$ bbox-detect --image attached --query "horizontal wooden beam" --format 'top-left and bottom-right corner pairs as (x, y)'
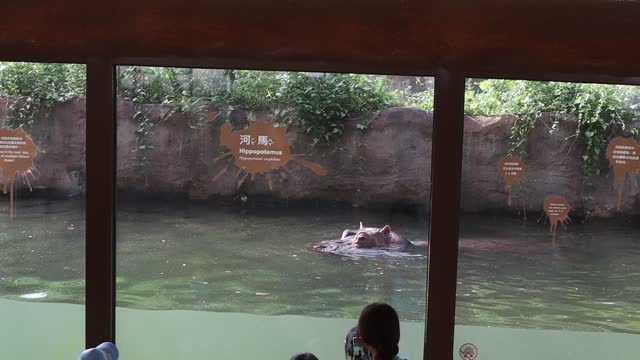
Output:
(0, 0), (639, 81)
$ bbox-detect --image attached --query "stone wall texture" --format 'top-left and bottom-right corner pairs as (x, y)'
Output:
(2, 97), (638, 216)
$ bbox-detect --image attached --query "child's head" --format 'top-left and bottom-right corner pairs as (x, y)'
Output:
(357, 303), (400, 360)
(290, 352), (319, 360)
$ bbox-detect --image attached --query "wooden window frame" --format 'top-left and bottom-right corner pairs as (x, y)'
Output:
(2, 1), (639, 359)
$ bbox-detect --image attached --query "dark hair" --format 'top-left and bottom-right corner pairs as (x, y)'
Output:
(356, 303), (400, 360)
(345, 327), (357, 359)
(290, 352), (319, 360)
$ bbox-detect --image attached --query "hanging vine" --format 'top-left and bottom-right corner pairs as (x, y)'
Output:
(466, 79), (639, 218)
(0, 62), (86, 132)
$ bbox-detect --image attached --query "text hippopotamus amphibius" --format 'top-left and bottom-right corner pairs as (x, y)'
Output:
(305, 222), (427, 257)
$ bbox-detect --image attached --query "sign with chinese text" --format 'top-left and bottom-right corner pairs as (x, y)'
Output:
(606, 137), (640, 210)
(498, 156), (526, 206)
(216, 121), (327, 189)
(543, 196), (571, 235)
(0, 127), (38, 220)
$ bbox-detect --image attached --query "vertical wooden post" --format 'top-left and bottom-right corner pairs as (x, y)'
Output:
(424, 68), (465, 360)
(85, 58), (116, 347)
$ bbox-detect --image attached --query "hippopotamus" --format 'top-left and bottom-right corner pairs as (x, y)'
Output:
(306, 222), (555, 257)
(305, 222), (427, 257)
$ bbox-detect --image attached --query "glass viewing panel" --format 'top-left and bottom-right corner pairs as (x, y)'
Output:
(0, 62), (86, 358)
(115, 68), (434, 359)
(454, 79), (640, 360)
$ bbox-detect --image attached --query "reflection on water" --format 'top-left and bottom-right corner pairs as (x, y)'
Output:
(116, 199), (429, 321)
(1, 199), (639, 335)
(457, 216), (640, 334)
(0, 199), (85, 303)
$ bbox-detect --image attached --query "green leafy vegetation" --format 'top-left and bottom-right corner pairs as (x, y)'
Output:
(0, 62), (85, 131)
(275, 73), (399, 143)
(465, 80), (639, 177)
(405, 87), (434, 112)
(116, 68), (401, 145)
(466, 79), (639, 218)
(218, 70), (282, 111)
(118, 66), (157, 177)
(1, 63), (638, 181)
(400, 77), (435, 111)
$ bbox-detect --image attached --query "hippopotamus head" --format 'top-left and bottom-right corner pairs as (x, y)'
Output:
(306, 222), (406, 253)
(305, 223), (420, 257)
(342, 222), (396, 248)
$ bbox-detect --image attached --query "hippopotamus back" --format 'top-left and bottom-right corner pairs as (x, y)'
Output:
(306, 223), (422, 258)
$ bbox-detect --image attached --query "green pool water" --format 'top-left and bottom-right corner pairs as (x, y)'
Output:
(0, 299), (638, 360)
(1, 199), (639, 359)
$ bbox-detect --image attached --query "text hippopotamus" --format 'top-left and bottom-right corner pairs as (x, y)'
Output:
(305, 222), (427, 257)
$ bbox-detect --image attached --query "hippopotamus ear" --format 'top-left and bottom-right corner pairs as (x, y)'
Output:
(359, 222), (364, 229)
(382, 225), (392, 234)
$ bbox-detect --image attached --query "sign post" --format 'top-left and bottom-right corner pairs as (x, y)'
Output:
(0, 127), (38, 221)
(606, 137), (640, 210)
(498, 156), (526, 206)
(543, 196), (571, 236)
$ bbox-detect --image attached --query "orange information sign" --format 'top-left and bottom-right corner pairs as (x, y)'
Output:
(543, 196), (571, 235)
(0, 127), (39, 220)
(606, 137), (640, 210)
(220, 121), (292, 175)
(215, 121), (327, 189)
(498, 156), (526, 206)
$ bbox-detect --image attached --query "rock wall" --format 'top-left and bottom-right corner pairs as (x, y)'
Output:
(116, 103), (433, 208)
(2, 97), (639, 216)
(0, 97), (86, 197)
